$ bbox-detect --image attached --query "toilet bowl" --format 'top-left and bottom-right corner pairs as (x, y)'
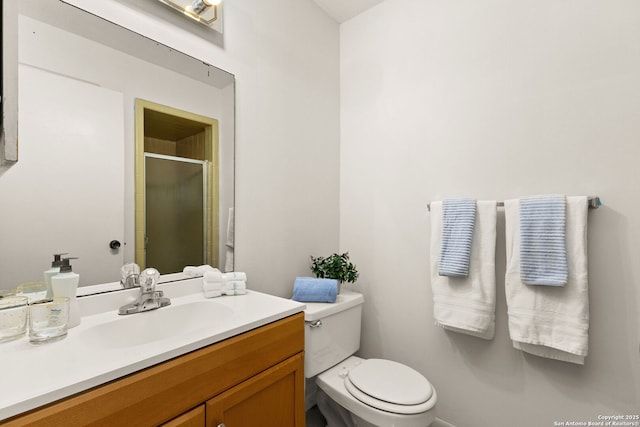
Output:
(317, 356), (437, 427)
(303, 291), (437, 427)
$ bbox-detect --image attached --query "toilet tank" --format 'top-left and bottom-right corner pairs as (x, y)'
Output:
(303, 290), (365, 378)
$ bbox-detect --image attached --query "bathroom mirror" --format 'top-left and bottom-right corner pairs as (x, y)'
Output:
(0, 0), (235, 293)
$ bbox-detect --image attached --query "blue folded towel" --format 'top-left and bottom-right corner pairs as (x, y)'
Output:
(439, 198), (477, 277)
(292, 277), (338, 303)
(519, 194), (568, 286)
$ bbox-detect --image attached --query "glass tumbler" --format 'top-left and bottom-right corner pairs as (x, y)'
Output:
(17, 282), (47, 303)
(29, 297), (70, 344)
(0, 296), (29, 342)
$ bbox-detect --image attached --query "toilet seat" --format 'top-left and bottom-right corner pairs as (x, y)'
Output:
(344, 359), (434, 415)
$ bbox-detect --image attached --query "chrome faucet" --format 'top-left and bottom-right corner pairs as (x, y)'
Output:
(118, 267), (171, 315)
(120, 263), (141, 289)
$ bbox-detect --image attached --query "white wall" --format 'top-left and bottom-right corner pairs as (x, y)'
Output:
(58, 0), (341, 297)
(340, 0), (640, 425)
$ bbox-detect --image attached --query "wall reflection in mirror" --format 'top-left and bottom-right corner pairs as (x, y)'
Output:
(0, 0), (235, 294)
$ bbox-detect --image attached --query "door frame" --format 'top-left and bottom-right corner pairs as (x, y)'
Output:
(134, 98), (219, 270)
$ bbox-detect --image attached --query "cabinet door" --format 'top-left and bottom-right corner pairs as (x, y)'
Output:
(161, 405), (205, 427)
(206, 353), (305, 427)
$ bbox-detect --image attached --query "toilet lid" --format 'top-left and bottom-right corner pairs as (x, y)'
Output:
(345, 359), (434, 414)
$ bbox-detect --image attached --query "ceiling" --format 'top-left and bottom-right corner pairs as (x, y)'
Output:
(312, 0), (385, 23)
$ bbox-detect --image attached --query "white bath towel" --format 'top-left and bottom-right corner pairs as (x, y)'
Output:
(226, 207), (235, 248)
(202, 271), (225, 298)
(430, 200), (497, 339)
(504, 196), (589, 364)
(225, 207), (235, 272)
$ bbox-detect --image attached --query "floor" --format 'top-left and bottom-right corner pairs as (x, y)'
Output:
(306, 405), (327, 427)
(306, 405), (453, 427)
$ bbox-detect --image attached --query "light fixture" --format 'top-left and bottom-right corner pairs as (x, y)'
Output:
(189, 0), (220, 15)
(157, 0), (222, 29)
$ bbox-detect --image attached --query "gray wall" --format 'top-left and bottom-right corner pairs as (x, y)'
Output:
(340, 0), (640, 425)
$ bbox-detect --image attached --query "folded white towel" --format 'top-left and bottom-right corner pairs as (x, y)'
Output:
(203, 270), (225, 283)
(430, 200), (497, 339)
(222, 272), (247, 282)
(183, 266), (201, 277)
(505, 196), (589, 364)
(203, 289), (222, 298)
(225, 280), (246, 289)
(203, 281), (223, 292)
(184, 265), (219, 278)
(223, 281), (247, 296)
(227, 289), (247, 296)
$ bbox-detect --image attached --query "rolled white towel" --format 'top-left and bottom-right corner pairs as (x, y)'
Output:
(222, 272), (247, 282)
(203, 281), (223, 292)
(183, 266), (202, 277)
(224, 281), (247, 296)
(204, 270), (225, 283)
(184, 265), (220, 278)
(203, 289), (222, 298)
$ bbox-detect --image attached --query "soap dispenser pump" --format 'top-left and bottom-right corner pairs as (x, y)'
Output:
(44, 253), (67, 298)
(51, 257), (81, 328)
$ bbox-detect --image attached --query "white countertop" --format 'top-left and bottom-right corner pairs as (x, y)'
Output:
(0, 278), (305, 421)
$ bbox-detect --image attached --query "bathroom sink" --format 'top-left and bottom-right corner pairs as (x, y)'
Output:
(82, 300), (235, 348)
(1, 279), (306, 422)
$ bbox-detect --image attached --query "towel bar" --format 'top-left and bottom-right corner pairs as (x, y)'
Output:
(427, 196), (601, 212)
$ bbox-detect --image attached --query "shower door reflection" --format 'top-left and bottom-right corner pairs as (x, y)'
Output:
(144, 154), (208, 274)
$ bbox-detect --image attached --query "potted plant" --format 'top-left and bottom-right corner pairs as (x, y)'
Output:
(310, 252), (359, 292)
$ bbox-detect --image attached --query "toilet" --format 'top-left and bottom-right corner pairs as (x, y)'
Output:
(304, 291), (437, 427)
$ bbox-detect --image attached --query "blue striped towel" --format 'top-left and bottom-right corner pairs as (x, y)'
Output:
(519, 195), (568, 286)
(439, 198), (477, 277)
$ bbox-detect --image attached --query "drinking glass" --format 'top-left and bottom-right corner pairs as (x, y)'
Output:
(0, 296), (29, 342)
(29, 297), (70, 344)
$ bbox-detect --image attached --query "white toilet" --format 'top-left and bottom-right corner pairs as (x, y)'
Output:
(304, 291), (437, 427)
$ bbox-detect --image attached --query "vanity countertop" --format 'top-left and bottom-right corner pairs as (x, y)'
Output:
(0, 278), (305, 421)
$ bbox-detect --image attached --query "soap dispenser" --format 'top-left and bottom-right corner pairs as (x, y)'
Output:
(44, 253), (67, 298)
(51, 257), (81, 328)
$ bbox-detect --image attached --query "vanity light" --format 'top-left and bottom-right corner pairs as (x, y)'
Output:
(189, 0), (220, 15)
(157, 0), (222, 28)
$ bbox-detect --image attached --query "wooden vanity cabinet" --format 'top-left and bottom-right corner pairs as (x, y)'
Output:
(161, 405), (205, 427)
(1, 312), (305, 427)
(205, 352), (303, 427)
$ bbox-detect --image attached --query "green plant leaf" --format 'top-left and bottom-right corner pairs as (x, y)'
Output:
(309, 252), (359, 284)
